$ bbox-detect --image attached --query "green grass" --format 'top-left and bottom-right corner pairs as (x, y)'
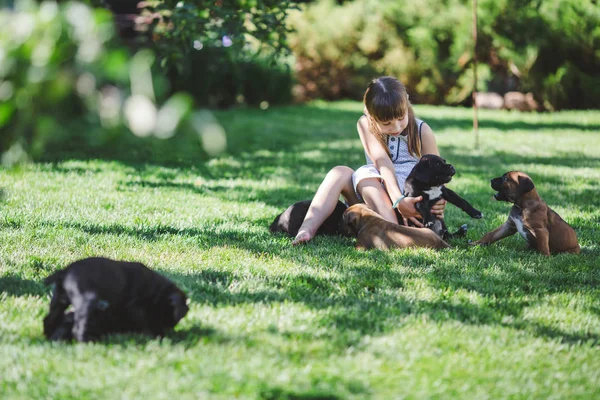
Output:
(1, 102), (599, 399)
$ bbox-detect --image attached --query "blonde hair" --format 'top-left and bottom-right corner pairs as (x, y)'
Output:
(363, 76), (421, 158)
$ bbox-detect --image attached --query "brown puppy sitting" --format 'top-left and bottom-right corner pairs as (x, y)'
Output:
(471, 171), (580, 256)
(342, 204), (450, 250)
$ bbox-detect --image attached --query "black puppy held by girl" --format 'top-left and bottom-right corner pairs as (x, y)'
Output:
(403, 154), (483, 239)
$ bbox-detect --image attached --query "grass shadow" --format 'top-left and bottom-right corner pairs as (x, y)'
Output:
(164, 254), (600, 348)
(7, 103), (600, 355)
(421, 110), (600, 133)
(0, 274), (46, 297)
(39, 104), (364, 171)
(103, 325), (218, 348)
(442, 146), (600, 173)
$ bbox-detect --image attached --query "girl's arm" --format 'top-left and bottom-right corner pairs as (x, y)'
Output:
(356, 116), (402, 202)
(420, 123), (447, 219)
(357, 117), (423, 221)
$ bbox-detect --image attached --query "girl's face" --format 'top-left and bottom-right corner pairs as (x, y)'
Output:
(375, 115), (409, 137)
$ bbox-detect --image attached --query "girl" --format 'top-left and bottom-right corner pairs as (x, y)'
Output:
(292, 76), (446, 245)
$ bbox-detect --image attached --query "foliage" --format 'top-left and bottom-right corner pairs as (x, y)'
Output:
(478, 0), (600, 110)
(0, 1), (116, 162)
(0, 1), (226, 166)
(288, 0), (600, 109)
(143, 0), (296, 63)
(1, 103), (600, 398)
(288, 0), (487, 104)
(527, 0), (600, 109)
(139, 0), (298, 108)
(287, 0), (382, 100)
(166, 45), (294, 109)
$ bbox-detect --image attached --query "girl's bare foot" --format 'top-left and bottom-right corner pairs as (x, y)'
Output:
(292, 229), (313, 245)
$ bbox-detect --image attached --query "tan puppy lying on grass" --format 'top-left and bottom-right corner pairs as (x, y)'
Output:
(342, 204), (450, 250)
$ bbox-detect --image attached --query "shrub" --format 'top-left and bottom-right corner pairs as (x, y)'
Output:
(166, 45), (294, 109)
(0, 1), (225, 166)
(288, 0), (484, 104)
(288, 0), (382, 100)
(288, 0), (600, 110)
(0, 1), (124, 162)
(139, 0), (298, 108)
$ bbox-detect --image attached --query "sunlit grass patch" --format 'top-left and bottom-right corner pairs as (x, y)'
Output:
(1, 103), (599, 399)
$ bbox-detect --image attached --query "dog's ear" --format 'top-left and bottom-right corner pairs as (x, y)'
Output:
(341, 209), (361, 236)
(169, 292), (189, 322)
(343, 209), (359, 228)
(412, 163), (431, 183)
(517, 175), (535, 195)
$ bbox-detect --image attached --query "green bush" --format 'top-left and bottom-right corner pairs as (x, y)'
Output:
(288, 0), (378, 100)
(0, 1), (125, 162)
(476, 0), (600, 110)
(527, 0), (600, 109)
(140, 0), (297, 108)
(288, 0), (600, 109)
(0, 1), (232, 166)
(288, 0), (483, 104)
(166, 46), (294, 109)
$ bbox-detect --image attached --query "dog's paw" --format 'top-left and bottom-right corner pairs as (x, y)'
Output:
(424, 221), (435, 228)
(469, 240), (488, 247)
(471, 211), (483, 219)
(451, 224), (468, 238)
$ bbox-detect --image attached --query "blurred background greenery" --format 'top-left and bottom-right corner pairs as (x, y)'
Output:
(1, 0), (598, 165)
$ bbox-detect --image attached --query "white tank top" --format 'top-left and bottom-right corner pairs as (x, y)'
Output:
(364, 118), (425, 192)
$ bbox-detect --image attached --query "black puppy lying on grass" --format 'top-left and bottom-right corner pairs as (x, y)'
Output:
(43, 257), (189, 342)
(403, 154), (483, 239)
(269, 199), (348, 237)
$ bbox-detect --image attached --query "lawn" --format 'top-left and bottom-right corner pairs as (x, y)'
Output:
(1, 102), (599, 399)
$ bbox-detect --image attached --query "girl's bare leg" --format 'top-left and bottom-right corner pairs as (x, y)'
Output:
(292, 166), (359, 245)
(356, 178), (399, 224)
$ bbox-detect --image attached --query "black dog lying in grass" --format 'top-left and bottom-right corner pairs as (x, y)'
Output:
(269, 199), (348, 237)
(43, 257), (189, 342)
(403, 154), (483, 239)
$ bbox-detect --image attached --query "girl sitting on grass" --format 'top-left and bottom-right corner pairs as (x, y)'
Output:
(292, 76), (446, 245)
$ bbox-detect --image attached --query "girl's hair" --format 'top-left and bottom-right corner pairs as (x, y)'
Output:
(363, 76), (421, 158)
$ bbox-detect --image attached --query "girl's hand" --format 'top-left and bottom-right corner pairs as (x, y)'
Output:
(397, 196), (424, 227)
(431, 198), (447, 220)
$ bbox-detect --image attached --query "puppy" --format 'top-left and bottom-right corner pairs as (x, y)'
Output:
(269, 199), (348, 237)
(342, 204), (450, 250)
(43, 257), (189, 342)
(471, 171), (580, 255)
(403, 154), (483, 239)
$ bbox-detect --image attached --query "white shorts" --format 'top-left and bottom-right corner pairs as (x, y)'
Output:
(352, 165), (384, 202)
(352, 164), (410, 202)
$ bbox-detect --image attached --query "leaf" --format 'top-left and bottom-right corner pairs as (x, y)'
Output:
(0, 103), (15, 127)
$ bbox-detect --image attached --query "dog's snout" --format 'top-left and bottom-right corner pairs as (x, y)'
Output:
(341, 210), (360, 236)
(490, 177), (502, 190)
(342, 215), (353, 234)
